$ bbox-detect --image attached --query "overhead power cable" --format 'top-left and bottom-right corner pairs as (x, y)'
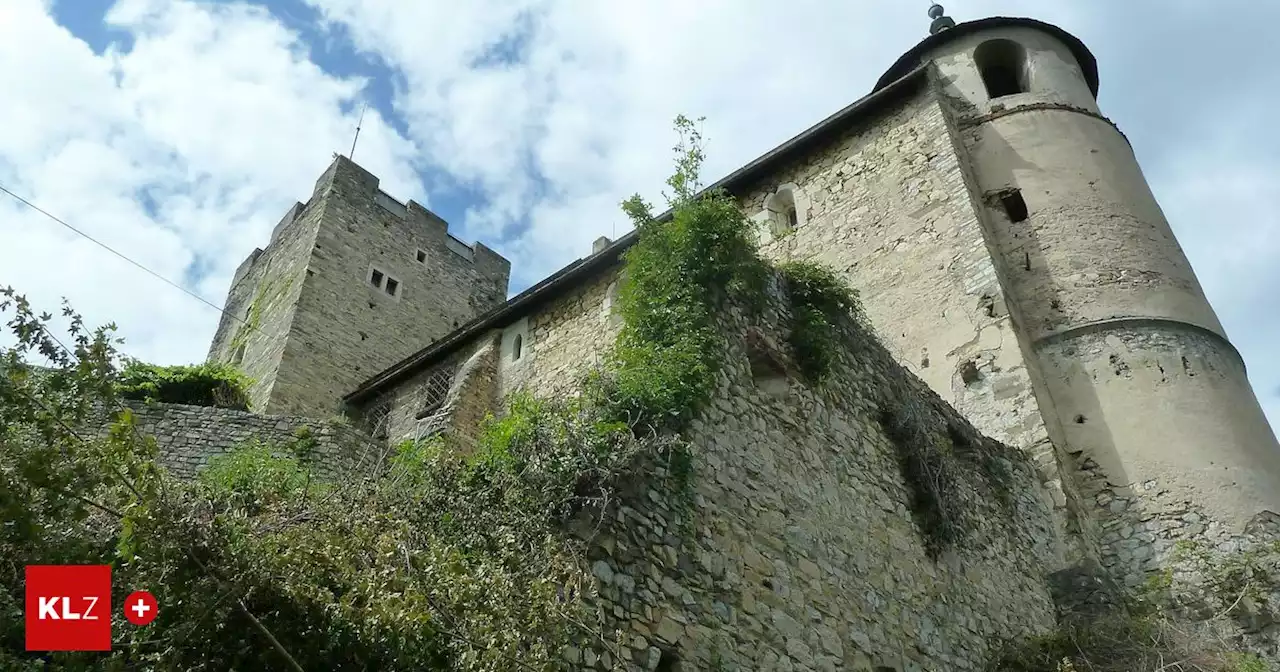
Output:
(0, 181), (251, 330)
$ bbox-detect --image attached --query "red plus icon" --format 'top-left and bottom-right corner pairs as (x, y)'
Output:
(124, 591), (158, 626)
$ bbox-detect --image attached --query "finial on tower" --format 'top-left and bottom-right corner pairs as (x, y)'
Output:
(928, 3), (955, 35)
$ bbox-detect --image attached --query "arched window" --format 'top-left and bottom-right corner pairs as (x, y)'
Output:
(231, 343), (246, 365)
(602, 281), (620, 320)
(512, 334), (523, 361)
(974, 39), (1029, 99)
(763, 184), (806, 236)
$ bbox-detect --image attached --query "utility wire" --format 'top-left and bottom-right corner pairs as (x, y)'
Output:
(0, 182), (251, 330)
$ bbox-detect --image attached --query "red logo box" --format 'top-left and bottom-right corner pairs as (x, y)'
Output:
(25, 565), (112, 651)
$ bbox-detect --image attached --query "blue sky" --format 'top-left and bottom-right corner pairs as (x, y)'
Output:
(1, 0), (1278, 428)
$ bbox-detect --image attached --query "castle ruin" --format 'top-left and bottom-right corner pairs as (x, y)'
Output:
(185, 10), (1280, 670)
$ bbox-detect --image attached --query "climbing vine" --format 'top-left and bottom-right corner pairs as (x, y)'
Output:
(228, 273), (295, 358)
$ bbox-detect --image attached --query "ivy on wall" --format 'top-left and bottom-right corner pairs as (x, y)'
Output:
(228, 273), (296, 363)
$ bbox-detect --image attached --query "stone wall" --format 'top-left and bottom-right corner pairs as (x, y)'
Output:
(736, 86), (1085, 563)
(498, 264), (624, 400)
(565, 290), (1065, 671)
(743, 88), (1044, 460)
(359, 333), (502, 448)
(122, 401), (381, 481)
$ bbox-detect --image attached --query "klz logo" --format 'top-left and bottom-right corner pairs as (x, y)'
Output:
(25, 565), (112, 651)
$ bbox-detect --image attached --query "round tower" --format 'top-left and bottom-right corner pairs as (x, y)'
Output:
(877, 14), (1280, 537)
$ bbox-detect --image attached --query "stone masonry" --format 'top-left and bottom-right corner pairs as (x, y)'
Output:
(197, 12), (1280, 670)
(738, 87), (1089, 564)
(122, 401), (380, 481)
(560, 289), (1064, 671)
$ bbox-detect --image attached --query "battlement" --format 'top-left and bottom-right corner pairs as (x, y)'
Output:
(257, 155), (505, 272)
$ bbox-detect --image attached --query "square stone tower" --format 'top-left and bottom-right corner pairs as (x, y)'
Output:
(207, 155), (510, 417)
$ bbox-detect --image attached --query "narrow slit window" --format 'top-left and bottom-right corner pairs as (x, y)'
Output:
(385, 277), (399, 296)
(974, 39), (1029, 99)
(512, 334), (523, 361)
(786, 206), (798, 230)
(415, 249), (427, 264)
(1001, 190), (1028, 222)
(370, 269), (384, 289)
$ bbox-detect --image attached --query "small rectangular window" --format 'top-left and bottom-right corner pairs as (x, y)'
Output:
(1001, 190), (1028, 222)
(415, 249), (427, 264)
(385, 278), (399, 296)
(370, 269), (384, 288)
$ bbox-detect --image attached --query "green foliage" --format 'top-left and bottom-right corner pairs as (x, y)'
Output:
(610, 114), (769, 432)
(0, 288), (601, 669)
(290, 425), (318, 460)
(779, 260), (868, 383)
(115, 359), (253, 410)
(199, 441), (316, 512)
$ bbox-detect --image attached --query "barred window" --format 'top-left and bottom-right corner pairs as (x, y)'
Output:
(414, 364), (456, 420)
(366, 403), (391, 440)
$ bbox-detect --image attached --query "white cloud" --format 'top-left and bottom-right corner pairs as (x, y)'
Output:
(0, 0), (418, 363)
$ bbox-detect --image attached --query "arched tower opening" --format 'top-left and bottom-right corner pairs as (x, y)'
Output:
(973, 38), (1029, 98)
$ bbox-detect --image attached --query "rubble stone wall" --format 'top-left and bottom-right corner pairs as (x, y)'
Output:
(123, 401), (380, 480)
(567, 293), (1065, 671)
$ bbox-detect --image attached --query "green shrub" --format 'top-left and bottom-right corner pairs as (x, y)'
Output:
(115, 359), (252, 409)
(610, 115), (768, 432)
(199, 441), (316, 512)
(779, 260), (868, 383)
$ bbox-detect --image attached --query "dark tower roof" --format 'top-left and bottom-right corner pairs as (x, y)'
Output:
(874, 17), (1099, 97)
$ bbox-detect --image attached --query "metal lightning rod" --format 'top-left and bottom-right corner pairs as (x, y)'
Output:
(349, 102), (368, 160)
